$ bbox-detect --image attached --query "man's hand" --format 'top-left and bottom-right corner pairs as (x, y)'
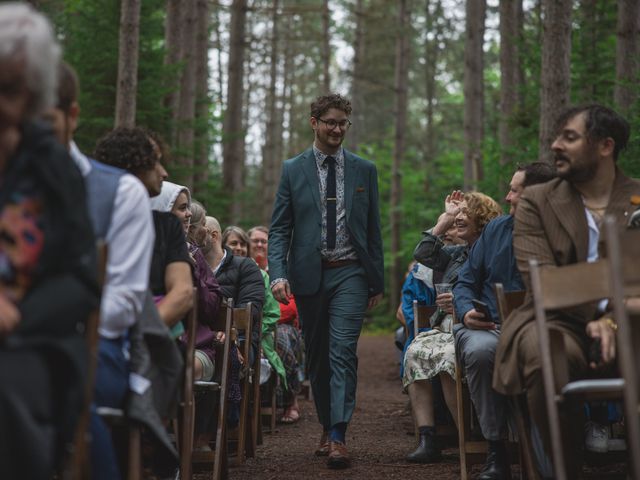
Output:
(214, 331), (226, 344)
(435, 292), (454, 315)
(463, 308), (495, 330)
(271, 280), (292, 305)
(0, 295), (20, 336)
(586, 317), (617, 368)
(368, 293), (383, 311)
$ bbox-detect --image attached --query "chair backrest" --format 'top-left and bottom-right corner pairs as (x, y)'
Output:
(604, 216), (640, 480)
(412, 300), (438, 338)
(493, 283), (525, 323)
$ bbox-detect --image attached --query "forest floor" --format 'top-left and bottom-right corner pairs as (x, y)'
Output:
(197, 333), (628, 480)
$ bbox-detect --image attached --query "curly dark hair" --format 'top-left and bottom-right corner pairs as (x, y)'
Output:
(310, 93), (352, 119)
(94, 127), (162, 173)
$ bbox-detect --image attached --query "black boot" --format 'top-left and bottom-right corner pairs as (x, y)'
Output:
(406, 426), (441, 463)
(477, 440), (511, 480)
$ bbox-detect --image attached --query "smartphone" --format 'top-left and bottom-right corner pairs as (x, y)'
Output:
(471, 299), (493, 323)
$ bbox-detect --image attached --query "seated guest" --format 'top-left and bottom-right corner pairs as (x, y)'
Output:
(149, 182), (223, 367)
(248, 225), (269, 270)
(248, 224), (304, 422)
(453, 163), (555, 480)
(0, 5), (99, 477)
(94, 128), (194, 336)
(45, 61), (157, 480)
(222, 225), (286, 389)
(404, 191), (501, 463)
(493, 104), (640, 478)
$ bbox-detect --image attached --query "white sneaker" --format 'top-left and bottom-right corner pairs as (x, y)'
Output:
(584, 421), (608, 453)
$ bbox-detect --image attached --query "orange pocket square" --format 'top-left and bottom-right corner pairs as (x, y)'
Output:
(356, 187), (365, 193)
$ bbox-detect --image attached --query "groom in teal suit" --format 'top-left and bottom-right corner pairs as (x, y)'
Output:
(268, 94), (384, 469)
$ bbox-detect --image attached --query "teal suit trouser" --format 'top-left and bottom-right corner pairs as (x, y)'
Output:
(295, 263), (369, 429)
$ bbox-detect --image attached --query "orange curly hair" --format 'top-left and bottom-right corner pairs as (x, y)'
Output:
(463, 192), (502, 232)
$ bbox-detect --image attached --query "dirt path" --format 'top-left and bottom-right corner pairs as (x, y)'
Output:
(228, 333), (462, 480)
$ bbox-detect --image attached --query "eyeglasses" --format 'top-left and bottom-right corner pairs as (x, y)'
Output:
(251, 238), (268, 245)
(315, 117), (352, 131)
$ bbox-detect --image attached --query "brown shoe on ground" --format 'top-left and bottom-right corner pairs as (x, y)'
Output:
(327, 441), (351, 469)
(314, 431), (330, 456)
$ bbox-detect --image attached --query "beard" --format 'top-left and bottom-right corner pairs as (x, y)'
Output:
(555, 151), (599, 184)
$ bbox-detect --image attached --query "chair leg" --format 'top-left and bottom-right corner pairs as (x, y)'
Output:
(456, 364), (470, 480)
(127, 426), (141, 480)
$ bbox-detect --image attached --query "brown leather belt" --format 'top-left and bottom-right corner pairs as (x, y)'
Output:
(322, 259), (358, 269)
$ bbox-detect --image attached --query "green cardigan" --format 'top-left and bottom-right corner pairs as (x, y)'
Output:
(260, 269), (287, 387)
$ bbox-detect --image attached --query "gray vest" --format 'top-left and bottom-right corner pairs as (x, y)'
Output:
(85, 159), (124, 240)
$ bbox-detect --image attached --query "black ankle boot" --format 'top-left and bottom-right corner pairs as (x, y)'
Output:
(477, 440), (511, 480)
(406, 427), (441, 464)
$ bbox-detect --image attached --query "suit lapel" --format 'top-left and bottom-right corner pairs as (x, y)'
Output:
(547, 180), (589, 262)
(301, 149), (322, 215)
(344, 150), (357, 220)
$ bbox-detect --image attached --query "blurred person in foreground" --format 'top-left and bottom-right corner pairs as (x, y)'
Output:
(0, 4), (99, 478)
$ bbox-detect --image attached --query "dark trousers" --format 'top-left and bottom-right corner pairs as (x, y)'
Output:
(90, 337), (129, 480)
(296, 263), (369, 430)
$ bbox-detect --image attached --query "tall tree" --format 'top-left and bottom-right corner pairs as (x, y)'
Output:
(175, 0), (198, 188)
(193, 0), (210, 195)
(349, 0), (366, 149)
(390, 0), (411, 309)
(222, 0), (249, 221)
(499, 0), (522, 169)
(322, 0), (331, 92)
(164, 0), (182, 143)
(261, 0), (280, 223)
(424, 0), (443, 189)
(463, 0), (486, 190)
(615, 0), (639, 112)
(114, 0), (141, 127)
(538, 0), (572, 163)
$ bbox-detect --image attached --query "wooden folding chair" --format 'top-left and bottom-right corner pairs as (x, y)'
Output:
(226, 302), (254, 464)
(190, 297), (234, 480)
(247, 308), (263, 456)
(494, 284), (536, 480)
(530, 257), (625, 480)
(260, 328), (279, 434)
(604, 217), (640, 480)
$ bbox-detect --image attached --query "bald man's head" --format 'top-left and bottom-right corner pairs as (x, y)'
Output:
(205, 216), (222, 249)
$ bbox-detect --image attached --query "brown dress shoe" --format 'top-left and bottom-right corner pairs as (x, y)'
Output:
(327, 441), (351, 469)
(314, 431), (330, 456)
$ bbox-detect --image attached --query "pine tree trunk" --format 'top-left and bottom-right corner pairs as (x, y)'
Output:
(349, 0), (365, 150)
(538, 0), (572, 164)
(424, 0), (442, 192)
(213, 5), (225, 105)
(164, 0), (183, 144)
(114, 0), (141, 128)
(499, 0), (520, 169)
(390, 0), (410, 313)
(463, 0), (486, 190)
(322, 0), (331, 92)
(615, 0), (639, 112)
(222, 0), (248, 221)
(175, 0), (198, 189)
(193, 0), (210, 195)
(261, 0), (280, 224)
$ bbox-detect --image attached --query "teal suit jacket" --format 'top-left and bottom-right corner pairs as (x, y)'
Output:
(268, 148), (384, 297)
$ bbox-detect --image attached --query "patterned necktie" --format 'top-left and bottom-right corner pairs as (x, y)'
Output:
(325, 156), (336, 250)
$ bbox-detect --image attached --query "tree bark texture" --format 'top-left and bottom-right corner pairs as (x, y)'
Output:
(424, 0), (443, 192)
(164, 0), (183, 144)
(390, 0), (410, 312)
(261, 0), (280, 224)
(222, 0), (248, 221)
(349, 0), (366, 150)
(538, 0), (572, 164)
(615, 0), (639, 111)
(114, 0), (141, 128)
(193, 0), (210, 195)
(499, 0), (521, 168)
(174, 0), (198, 189)
(322, 0), (331, 92)
(463, 0), (486, 190)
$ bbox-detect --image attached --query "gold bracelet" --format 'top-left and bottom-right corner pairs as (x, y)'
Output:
(604, 317), (618, 332)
